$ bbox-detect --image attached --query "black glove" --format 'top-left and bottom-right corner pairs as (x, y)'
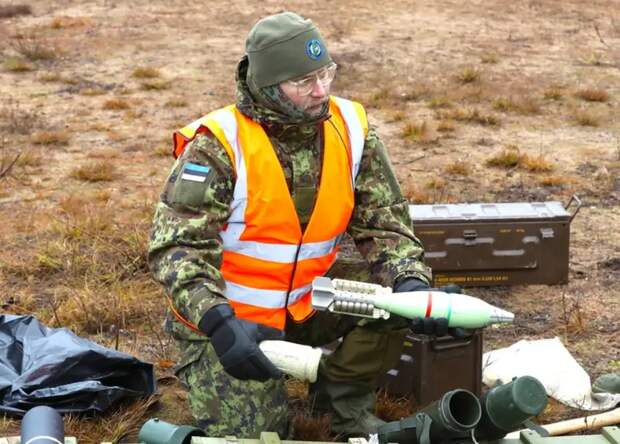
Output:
(393, 278), (470, 338)
(199, 304), (284, 381)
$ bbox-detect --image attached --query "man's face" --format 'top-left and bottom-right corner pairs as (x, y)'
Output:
(279, 63), (337, 116)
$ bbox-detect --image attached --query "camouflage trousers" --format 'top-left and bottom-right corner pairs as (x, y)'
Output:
(170, 311), (408, 438)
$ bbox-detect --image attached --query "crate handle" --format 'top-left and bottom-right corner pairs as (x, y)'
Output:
(565, 194), (582, 222)
(431, 336), (473, 350)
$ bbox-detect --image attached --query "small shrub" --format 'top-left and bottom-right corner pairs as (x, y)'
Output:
(486, 146), (554, 172)
(103, 99), (130, 110)
(574, 88), (609, 102)
(456, 67), (480, 84)
(32, 131), (70, 146)
(425, 176), (447, 190)
(0, 4), (32, 18)
(486, 146), (521, 168)
(11, 35), (60, 62)
(70, 161), (116, 182)
(520, 153), (554, 172)
(402, 121), (429, 141)
(4, 57), (34, 72)
(132, 67), (160, 79)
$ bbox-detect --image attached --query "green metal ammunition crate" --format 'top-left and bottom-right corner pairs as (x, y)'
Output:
(378, 331), (483, 406)
(410, 196), (581, 287)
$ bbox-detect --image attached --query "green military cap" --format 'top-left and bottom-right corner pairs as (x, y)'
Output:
(246, 12), (332, 88)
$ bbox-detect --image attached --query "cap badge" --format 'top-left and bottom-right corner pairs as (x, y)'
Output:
(305, 39), (323, 60)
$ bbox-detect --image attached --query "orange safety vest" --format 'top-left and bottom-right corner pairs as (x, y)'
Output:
(172, 96), (368, 330)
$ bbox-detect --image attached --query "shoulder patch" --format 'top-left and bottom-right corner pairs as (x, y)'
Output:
(181, 162), (212, 183)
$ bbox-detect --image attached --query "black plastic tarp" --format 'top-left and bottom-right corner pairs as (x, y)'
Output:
(0, 314), (156, 415)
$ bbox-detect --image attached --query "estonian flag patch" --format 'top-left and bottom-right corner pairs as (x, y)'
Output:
(181, 162), (211, 183)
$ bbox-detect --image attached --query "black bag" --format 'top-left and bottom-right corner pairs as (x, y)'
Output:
(0, 314), (156, 415)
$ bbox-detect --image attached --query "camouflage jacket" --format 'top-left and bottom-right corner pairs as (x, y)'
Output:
(148, 57), (431, 331)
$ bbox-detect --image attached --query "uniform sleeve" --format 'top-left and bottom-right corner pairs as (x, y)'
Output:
(347, 126), (432, 287)
(148, 133), (235, 328)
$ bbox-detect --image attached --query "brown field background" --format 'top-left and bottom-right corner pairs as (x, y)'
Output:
(0, 0), (619, 441)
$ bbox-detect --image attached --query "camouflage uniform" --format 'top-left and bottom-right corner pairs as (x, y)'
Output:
(148, 57), (431, 438)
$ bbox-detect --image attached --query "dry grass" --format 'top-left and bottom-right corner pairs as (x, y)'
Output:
(425, 176), (447, 190)
(438, 107), (500, 126)
(427, 95), (452, 109)
(2, 194), (159, 336)
(132, 66), (161, 79)
(0, 101), (41, 135)
(436, 119), (456, 133)
(70, 161), (116, 182)
(485, 145), (522, 168)
(456, 66), (480, 84)
(480, 52), (498, 64)
(103, 98), (131, 110)
(401, 121), (429, 141)
(141, 79), (171, 91)
(543, 87), (564, 101)
(445, 160), (471, 176)
(486, 146), (554, 172)
(403, 183), (433, 203)
(368, 87), (393, 108)
(574, 88), (609, 103)
(80, 87), (107, 96)
(4, 56), (35, 72)
(0, 4), (32, 18)
(165, 98), (188, 108)
(520, 153), (554, 172)
(376, 390), (414, 421)
(10, 34), (61, 62)
(49, 16), (91, 29)
(15, 150), (43, 168)
(538, 175), (568, 187)
(32, 130), (70, 146)
(38, 71), (62, 82)
(492, 96), (541, 115)
(573, 109), (601, 127)
(153, 145), (171, 157)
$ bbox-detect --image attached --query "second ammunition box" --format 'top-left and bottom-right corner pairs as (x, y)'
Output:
(379, 331), (483, 406)
(410, 196), (581, 287)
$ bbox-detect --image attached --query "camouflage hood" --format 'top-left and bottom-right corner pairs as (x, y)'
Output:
(235, 56), (329, 139)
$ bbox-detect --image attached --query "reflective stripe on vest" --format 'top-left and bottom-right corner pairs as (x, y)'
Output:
(173, 96), (368, 329)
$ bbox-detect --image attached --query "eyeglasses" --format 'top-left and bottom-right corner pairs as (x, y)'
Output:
(284, 63), (338, 96)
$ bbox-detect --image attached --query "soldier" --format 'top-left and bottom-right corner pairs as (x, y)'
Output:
(148, 11), (439, 439)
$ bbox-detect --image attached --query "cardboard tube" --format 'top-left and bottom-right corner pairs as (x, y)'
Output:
(259, 340), (322, 382)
